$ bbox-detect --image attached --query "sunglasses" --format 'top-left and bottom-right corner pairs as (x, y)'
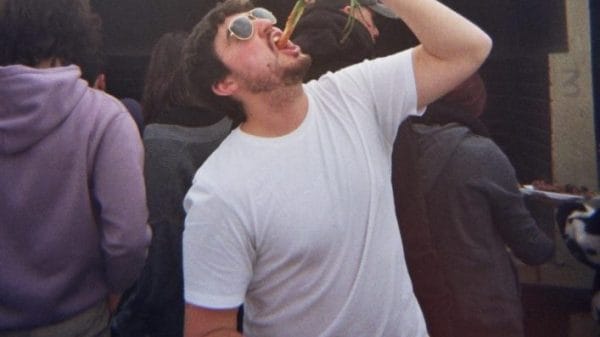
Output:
(228, 7), (277, 41)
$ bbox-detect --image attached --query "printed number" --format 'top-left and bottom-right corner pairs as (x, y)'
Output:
(562, 67), (581, 98)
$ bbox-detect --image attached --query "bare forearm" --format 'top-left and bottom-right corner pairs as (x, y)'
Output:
(383, 0), (492, 63)
(380, 0), (492, 106)
(185, 328), (242, 337)
(184, 304), (242, 337)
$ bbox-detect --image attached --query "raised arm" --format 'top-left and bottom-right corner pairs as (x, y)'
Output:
(381, 0), (492, 108)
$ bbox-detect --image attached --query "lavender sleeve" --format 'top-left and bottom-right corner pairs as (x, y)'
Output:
(92, 111), (152, 292)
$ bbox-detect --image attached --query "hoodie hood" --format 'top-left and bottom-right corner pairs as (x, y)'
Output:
(413, 122), (471, 192)
(0, 64), (88, 154)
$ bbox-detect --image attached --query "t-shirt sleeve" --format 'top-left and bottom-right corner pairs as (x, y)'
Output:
(325, 48), (422, 144)
(182, 176), (254, 309)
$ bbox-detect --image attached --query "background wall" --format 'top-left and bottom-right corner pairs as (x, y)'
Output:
(550, 1), (597, 192)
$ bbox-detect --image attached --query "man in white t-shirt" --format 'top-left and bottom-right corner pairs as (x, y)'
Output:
(181, 0), (492, 336)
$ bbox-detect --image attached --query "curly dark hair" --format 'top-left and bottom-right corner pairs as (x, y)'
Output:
(141, 32), (188, 123)
(182, 0), (252, 123)
(0, 0), (102, 67)
(142, 31), (221, 124)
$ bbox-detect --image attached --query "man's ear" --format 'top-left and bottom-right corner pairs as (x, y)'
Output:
(212, 76), (238, 97)
(93, 73), (107, 91)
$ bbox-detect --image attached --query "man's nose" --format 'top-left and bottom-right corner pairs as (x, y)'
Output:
(254, 18), (276, 37)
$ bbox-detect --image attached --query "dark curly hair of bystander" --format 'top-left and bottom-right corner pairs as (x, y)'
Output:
(0, 0), (102, 68)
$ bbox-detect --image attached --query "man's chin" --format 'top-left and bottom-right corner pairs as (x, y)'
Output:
(283, 54), (312, 85)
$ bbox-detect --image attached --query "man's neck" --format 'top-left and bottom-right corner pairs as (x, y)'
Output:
(36, 58), (63, 69)
(240, 84), (309, 137)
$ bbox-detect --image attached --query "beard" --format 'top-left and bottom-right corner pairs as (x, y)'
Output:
(281, 53), (312, 86)
(240, 53), (312, 93)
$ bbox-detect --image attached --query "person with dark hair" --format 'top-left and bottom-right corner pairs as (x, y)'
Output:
(180, 0), (492, 336)
(110, 31), (233, 337)
(0, 0), (151, 336)
(292, 0), (390, 80)
(392, 73), (554, 337)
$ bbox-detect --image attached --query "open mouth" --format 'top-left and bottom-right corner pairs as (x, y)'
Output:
(272, 31), (299, 55)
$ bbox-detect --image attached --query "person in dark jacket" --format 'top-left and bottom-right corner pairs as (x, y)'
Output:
(0, 0), (151, 336)
(392, 73), (555, 337)
(110, 31), (233, 337)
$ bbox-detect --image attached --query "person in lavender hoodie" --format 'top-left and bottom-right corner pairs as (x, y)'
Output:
(0, 1), (152, 336)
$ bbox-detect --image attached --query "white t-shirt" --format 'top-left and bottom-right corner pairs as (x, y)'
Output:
(183, 49), (428, 337)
